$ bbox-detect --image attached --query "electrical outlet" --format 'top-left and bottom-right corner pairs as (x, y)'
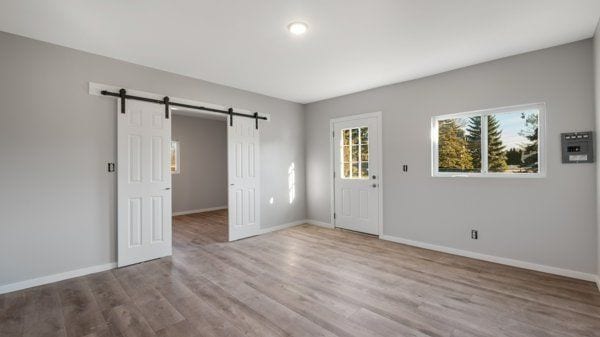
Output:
(471, 230), (478, 240)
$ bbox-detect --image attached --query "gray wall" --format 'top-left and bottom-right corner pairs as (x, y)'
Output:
(172, 115), (227, 213)
(305, 40), (597, 274)
(595, 24), (600, 280)
(0, 31), (306, 287)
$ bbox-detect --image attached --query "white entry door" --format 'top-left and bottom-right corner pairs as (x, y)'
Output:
(333, 114), (380, 235)
(117, 100), (172, 267)
(228, 116), (260, 241)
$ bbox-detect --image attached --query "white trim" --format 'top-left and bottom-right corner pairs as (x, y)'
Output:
(329, 121), (335, 227)
(258, 220), (306, 235)
(0, 263), (116, 295)
(329, 111), (384, 235)
(306, 219), (335, 229)
(431, 102), (547, 178)
(0, 217), (301, 294)
(172, 206), (228, 216)
(380, 234), (596, 282)
(259, 219), (337, 234)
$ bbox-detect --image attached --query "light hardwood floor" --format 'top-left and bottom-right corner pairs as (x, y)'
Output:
(1, 209), (600, 337)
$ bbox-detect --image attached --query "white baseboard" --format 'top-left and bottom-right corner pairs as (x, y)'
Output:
(259, 219), (306, 235)
(380, 234), (596, 282)
(172, 206), (227, 216)
(0, 262), (116, 295)
(306, 219), (334, 229)
(6, 224), (596, 295)
(260, 219), (335, 234)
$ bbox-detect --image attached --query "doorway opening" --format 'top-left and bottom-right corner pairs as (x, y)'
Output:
(101, 83), (262, 267)
(171, 110), (229, 243)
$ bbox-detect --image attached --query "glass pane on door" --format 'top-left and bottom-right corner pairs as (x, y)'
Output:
(340, 127), (369, 179)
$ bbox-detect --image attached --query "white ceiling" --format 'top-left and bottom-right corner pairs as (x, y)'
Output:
(1, 1), (599, 103)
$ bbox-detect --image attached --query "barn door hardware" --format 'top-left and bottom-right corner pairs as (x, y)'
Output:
(101, 89), (267, 128)
(163, 96), (170, 119)
(119, 89), (126, 114)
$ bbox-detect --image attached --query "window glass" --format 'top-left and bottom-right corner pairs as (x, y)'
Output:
(488, 110), (539, 173)
(437, 117), (481, 173)
(341, 127), (369, 179)
(170, 141), (180, 174)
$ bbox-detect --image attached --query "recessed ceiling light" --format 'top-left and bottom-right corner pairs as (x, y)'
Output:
(287, 21), (308, 36)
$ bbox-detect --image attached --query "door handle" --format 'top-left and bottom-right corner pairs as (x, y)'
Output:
(164, 187), (171, 190)
(372, 183), (378, 188)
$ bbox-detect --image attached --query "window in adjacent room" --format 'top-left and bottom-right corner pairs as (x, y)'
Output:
(170, 141), (180, 174)
(431, 103), (545, 177)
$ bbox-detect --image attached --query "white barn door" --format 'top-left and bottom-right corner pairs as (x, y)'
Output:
(228, 116), (260, 241)
(117, 100), (172, 267)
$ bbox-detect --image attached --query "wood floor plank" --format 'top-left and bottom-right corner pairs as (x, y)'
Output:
(135, 296), (184, 332)
(0, 290), (28, 337)
(154, 320), (207, 337)
(56, 278), (111, 337)
(86, 272), (131, 313)
(22, 285), (67, 337)
(2, 209), (600, 337)
(104, 303), (156, 337)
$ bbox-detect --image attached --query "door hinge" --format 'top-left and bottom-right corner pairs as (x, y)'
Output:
(333, 171), (336, 178)
(333, 213), (336, 219)
(332, 131), (335, 138)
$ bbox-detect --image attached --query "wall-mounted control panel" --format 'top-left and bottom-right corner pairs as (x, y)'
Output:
(561, 132), (594, 164)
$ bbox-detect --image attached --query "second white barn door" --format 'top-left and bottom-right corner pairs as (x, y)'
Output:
(228, 116), (260, 241)
(333, 114), (381, 235)
(117, 99), (172, 267)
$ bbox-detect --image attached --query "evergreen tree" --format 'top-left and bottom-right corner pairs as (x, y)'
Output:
(519, 112), (538, 170)
(438, 119), (474, 172)
(506, 148), (523, 166)
(466, 117), (482, 170)
(465, 116), (508, 171)
(487, 115), (508, 172)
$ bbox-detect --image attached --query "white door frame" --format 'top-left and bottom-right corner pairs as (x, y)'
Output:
(89, 82), (270, 243)
(329, 111), (384, 237)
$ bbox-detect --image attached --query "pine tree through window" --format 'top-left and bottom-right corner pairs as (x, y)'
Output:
(432, 104), (544, 177)
(341, 127), (369, 179)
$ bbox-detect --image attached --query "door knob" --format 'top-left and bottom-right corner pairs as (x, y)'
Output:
(164, 187), (171, 190)
(372, 183), (378, 188)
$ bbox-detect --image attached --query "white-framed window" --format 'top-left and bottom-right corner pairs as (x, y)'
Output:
(431, 103), (546, 178)
(170, 141), (180, 174)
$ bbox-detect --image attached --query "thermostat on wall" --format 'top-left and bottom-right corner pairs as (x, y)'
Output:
(561, 132), (594, 164)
